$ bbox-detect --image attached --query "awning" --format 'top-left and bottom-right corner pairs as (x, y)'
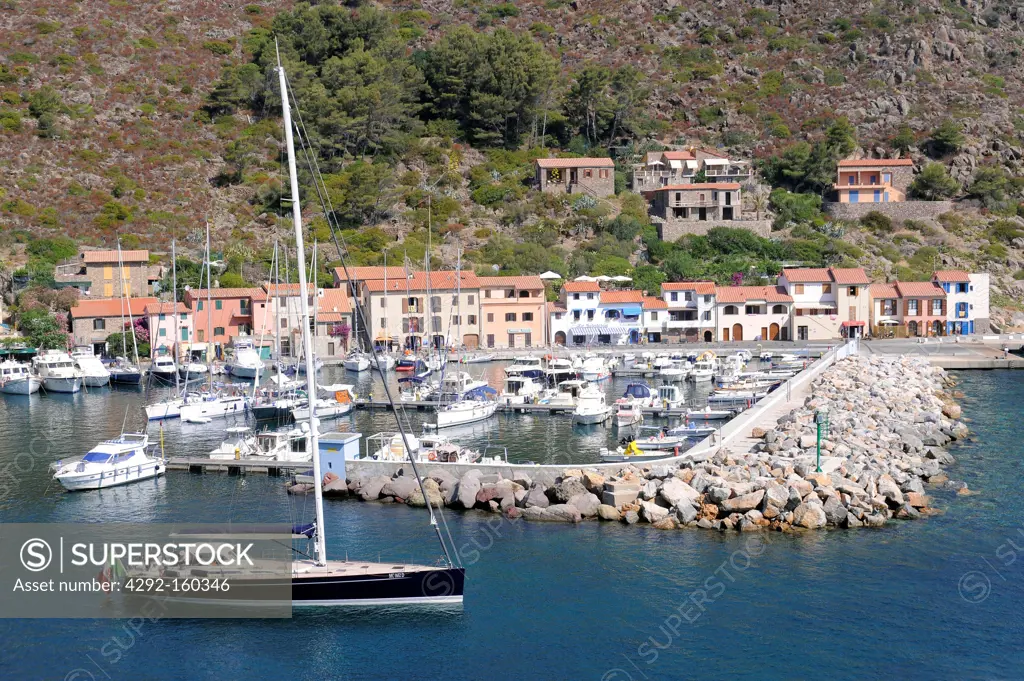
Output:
(878, 320), (900, 326)
(841, 321), (865, 327)
(668, 160), (682, 169)
(704, 158), (729, 166)
(621, 305), (643, 316)
(685, 160), (699, 169)
(570, 325), (607, 336)
(374, 334), (394, 341)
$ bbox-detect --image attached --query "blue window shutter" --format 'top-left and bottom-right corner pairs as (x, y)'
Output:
(874, 190), (881, 202)
(850, 190), (859, 203)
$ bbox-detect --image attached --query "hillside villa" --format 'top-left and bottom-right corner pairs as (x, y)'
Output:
(534, 157), (615, 198)
(631, 148), (751, 189)
(834, 158), (914, 204)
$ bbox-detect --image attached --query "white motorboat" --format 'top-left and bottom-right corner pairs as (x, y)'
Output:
(178, 361), (209, 377)
(655, 384), (685, 409)
(292, 398), (353, 421)
(506, 356), (544, 379)
(708, 391), (765, 410)
(228, 338), (264, 379)
(600, 445), (679, 463)
(425, 399), (497, 429)
(177, 391), (248, 422)
(621, 352), (635, 366)
(400, 378), (436, 402)
(209, 423), (314, 462)
(52, 433), (164, 491)
(545, 357), (576, 384)
(667, 423), (718, 439)
(614, 383), (653, 428)
(652, 354), (673, 370)
(149, 355), (178, 382)
(425, 354), (448, 372)
(627, 426), (695, 451)
(370, 354), (396, 371)
(362, 432), (481, 464)
(32, 350), (82, 393)
(659, 360), (690, 382)
(71, 346), (110, 387)
(685, 406), (734, 421)
(439, 371), (490, 400)
(572, 387), (611, 425)
(343, 351), (371, 372)
(542, 378), (590, 408)
(499, 375), (545, 404)
(295, 356), (324, 374)
(689, 360), (716, 382)
(0, 360), (40, 395)
(462, 353), (495, 364)
(580, 355), (610, 383)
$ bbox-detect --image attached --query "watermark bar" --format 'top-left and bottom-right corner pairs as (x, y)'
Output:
(0, 524), (293, 618)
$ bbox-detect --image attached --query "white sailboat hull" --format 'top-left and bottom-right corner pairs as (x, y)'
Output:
(344, 357), (370, 372)
(145, 400), (183, 420)
(230, 364), (263, 379)
(426, 402), (497, 429)
(43, 376), (82, 393)
(178, 396), (247, 421)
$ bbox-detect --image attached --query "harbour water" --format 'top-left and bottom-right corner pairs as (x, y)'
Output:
(2, 369), (1022, 679)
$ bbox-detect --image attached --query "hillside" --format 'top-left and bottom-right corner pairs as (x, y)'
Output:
(1, 0), (1023, 325)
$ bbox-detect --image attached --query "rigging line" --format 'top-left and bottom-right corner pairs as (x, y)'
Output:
(285, 75), (459, 567)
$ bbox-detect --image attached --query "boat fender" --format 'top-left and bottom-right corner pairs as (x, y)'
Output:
(428, 451), (437, 461)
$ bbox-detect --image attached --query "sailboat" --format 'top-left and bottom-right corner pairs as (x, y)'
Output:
(343, 271), (370, 372)
(273, 53), (463, 604)
(108, 242), (145, 385)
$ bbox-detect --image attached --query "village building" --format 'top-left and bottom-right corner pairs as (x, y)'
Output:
(313, 287), (353, 359)
(777, 267), (871, 340)
(714, 286), (792, 342)
(641, 296), (668, 343)
(534, 158), (615, 198)
(145, 302), (192, 359)
(478, 276), (546, 349)
(660, 282), (716, 342)
(868, 281), (948, 338)
(631, 148), (752, 190)
(185, 288), (272, 359)
(833, 158), (914, 204)
(55, 249), (163, 297)
(69, 297), (158, 355)
(932, 270), (990, 335)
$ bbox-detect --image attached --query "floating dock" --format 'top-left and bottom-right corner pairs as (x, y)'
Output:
(352, 399), (713, 418)
(165, 457), (310, 475)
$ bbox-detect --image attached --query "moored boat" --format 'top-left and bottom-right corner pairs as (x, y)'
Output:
(0, 360), (40, 395)
(33, 350), (82, 393)
(52, 433), (164, 491)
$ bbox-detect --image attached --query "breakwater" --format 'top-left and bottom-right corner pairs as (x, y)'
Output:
(289, 354), (970, 531)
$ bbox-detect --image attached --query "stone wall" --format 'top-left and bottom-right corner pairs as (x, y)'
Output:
(656, 219), (772, 242)
(823, 200), (953, 222)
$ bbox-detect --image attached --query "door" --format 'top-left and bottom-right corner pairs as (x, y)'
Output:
(769, 323), (779, 340)
(723, 207), (733, 220)
(698, 207), (707, 221)
(463, 334), (479, 349)
(760, 327), (767, 341)
(722, 327), (730, 342)
(554, 331), (566, 346)
(508, 333), (515, 348)
(328, 342), (335, 356)
(703, 330), (713, 342)
(908, 320), (918, 336)
(798, 326), (808, 341)
(569, 169), (578, 185)
(731, 324), (743, 342)
(524, 333), (531, 348)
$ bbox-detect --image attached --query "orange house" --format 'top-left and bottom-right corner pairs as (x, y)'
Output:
(185, 288), (269, 354)
(479, 276), (546, 349)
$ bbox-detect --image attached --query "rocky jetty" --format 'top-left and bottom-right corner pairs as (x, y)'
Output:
(287, 355), (971, 531)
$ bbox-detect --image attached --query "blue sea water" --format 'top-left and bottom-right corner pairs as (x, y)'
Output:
(1, 370), (1023, 680)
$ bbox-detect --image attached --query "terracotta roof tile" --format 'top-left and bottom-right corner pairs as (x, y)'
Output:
(837, 158), (914, 167)
(662, 281), (716, 294)
(144, 302), (188, 315)
(870, 283), (899, 298)
(362, 271), (480, 293)
(599, 290), (644, 304)
(478, 275), (545, 289)
(262, 282), (317, 296)
(185, 288), (268, 302)
(829, 267), (870, 285)
(932, 270), (970, 283)
(71, 297), (158, 319)
(547, 301), (567, 312)
(715, 286), (792, 304)
(781, 268), (832, 283)
(563, 281), (601, 293)
(894, 281), (945, 297)
(536, 157), (615, 168)
(642, 296), (668, 309)
(660, 151), (695, 161)
(333, 266), (408, 282)
(318, 288), (352, 316)
(82, 249), (149, 263)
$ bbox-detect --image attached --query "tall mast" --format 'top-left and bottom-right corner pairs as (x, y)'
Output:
(205, 222), (214, 392)
(172, 238), (180, 393)
(272, 241), (281, 361)
(278, 44), (326, 565)
(382, 252), (388, 353)
(118, 240), (139, 365)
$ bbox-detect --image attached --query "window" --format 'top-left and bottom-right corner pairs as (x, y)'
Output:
(572, 310), (581, 320)
(522, 312), (533, 322)
(849, 190), (859, 203)
(159, 328), (167, 337)
(487, 313), (494, 323)
(180, 313), (187, 321)
(847, 175), (854, 186)
(505, 313), (517, 322)
(848, 286), (858, 296)
(93, 319), (105, 331)
(431, 316), (442, 333)
(197, 330), (205, 342)
(882, 300), (896, 316)
(882, 173), (891, 184)
(452, 315), (461, 325)
(525, 332), (532, 347)
(587, 292), (594, 300)
(380, 318), (386, 329)
(798, 326), (808, 341)
(957, 283), (968, 294)
(586, 310), (595, 321)
(506, 289), (515, 299)
(651, 311), (658, 321)
(704, 295), (712, 304)
(908, 299), (919, 316)
(215, 300), (223, 310)
(744, 305), (761, 315)
(794, 284), (804, 294)
(519, 290), (529, 298)
(181, 328), (189, 341)
(675, 192), (681, 203)
(103, 284), (113, 297)
(702, 310), (711, 321)
(684, 292), (693, 302)
(280, 338), (290, 356)
(573, 293), (580, 300)
(670, 292), (678, 302)
(468, 315), (476, 325)
(822, 284), (832, 294)
(197, 300), (204, 311)
(932, 299), (942, 315)
(723, 305), (738, 315)
(870, 174), (878, 184)
(239, 301), (250, 315)
(281, 318), (287, 329)
(159, 313), (166, 321)
(712, 191), (718, 201)
(584, 169), (592, 178)
(484, 290), (491, 298)
(214, 326), (225, 337)
(772, 304), (786, 314)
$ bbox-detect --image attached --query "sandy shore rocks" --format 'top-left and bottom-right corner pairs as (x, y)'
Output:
(288, 355), (971, 531)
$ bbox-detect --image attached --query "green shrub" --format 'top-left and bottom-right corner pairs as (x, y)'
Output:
(860, 211), (893, 233)
(909, 163), (959, 200)
(202, 40), (234, 56)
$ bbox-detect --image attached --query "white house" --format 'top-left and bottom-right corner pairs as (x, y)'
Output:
(777, 267), (871, 340)
(932, 270), (989, 335)
(642, 296), (667, 343)
(714, 285), (793, 342)
(661, 282), (716, 342)
(549, 282), (649, 346)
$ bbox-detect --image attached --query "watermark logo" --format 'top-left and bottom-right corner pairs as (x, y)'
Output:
(957, 571), (991, 604)
(20, 538), (52, 572)
(956, 526), (1024, 604)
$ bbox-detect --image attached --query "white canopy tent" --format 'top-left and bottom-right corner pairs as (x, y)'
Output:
(539, 271), (563, 280)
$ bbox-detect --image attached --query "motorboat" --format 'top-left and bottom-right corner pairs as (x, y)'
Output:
(362, 432), (481, 464)
(708, 391), (764, 410)
(399, 376), (436, 402)
(439, 371), (490, 400)
(250, 394), (304, 421)
(667, 423), (718, 439)
(462, 353), (495, 364)
(209, 423), (313, 462)
(149, 355), (178, 382)
(210, 362), (228, 375)
(626, 426), (693, 451)
(396, 356), (420, 372)
(108, 356), (144, 385)
(685, 406), (734, 420)
(572, 387), (611, 425)
(655, 384), (685, 409)
(144, 392), (201, 420)
(71, 346), (110, 387)
(291, 397), (353, 421)
(652, 354), (673, 370)
(499, 375), (545, 404)
(659, 360), (689, 382)
(542, 378), (590, 407)
(506, 356), (544, 379)
(689, 359), (716, 382)
(425, 354), (447, 372)
(52, 433), (164, 491)
(620, 352), (635, 366)
(614, 383), (653, 428)
(344, 350), (371, 372)
(0, 360), (40, 395)
(228, 338), (264, 379)
(600, 439), (680, 463)
(759, 351), (773, 362)
(178, 361), (209, 378)
(370, 354), (396, 371)
(579, 355), (610, 383)
(425, 399), (498, 429)
(545, 357), (576, 384)
(177, 390), (248, 422)
(32, 350), (82, 393)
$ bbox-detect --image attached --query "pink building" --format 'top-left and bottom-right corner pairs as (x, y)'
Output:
(185, 287), (269, 355)
(478, 276), (546, 349)
(145, 302), (192, 359)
